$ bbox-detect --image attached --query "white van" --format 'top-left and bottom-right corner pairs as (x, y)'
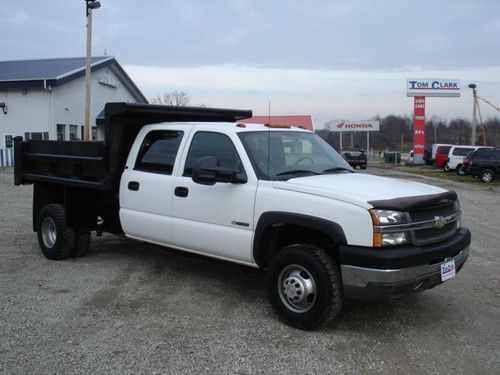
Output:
(444, 145), (489, 172)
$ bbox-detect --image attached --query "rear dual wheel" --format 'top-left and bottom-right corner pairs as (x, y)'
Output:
(37, 204), (91, 260)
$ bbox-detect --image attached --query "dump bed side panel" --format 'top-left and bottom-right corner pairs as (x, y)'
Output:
(14, 139), (108, 190)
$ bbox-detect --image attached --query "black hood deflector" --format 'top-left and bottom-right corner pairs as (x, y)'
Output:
(368, 191), (457, 211)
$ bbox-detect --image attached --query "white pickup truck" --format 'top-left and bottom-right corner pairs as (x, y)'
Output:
(14, 103), (471, 330)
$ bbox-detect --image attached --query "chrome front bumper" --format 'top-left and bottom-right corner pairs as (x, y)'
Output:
(341, 246), (469, 288)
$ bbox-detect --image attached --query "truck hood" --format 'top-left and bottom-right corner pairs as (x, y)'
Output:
(272, 172), (447, 209)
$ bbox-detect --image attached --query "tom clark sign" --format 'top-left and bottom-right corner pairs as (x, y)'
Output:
(407, 78), (461, 97)
(328, 120), (380, 132)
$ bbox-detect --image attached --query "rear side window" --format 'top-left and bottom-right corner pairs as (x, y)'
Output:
(135, 130), (183, 174)
(439, 146), (451, 155)
(473, 149), (494, 159)
(452, 147), (474, 156)
(183, 132), (243, 176)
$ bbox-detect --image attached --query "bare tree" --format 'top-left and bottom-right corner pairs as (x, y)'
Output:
(150, 91), (191, 106)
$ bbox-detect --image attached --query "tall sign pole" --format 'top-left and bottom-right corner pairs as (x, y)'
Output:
(407, 79), (461, 164)
(413, 96), (426, 164)
(83, 0), (101, 141)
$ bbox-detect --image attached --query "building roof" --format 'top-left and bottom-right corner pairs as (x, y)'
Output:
(0, 56), (147, 103)
(240, 115), (314, 131)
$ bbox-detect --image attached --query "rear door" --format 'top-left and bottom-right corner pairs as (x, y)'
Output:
(120, 126), (190, 244)
(171, 129), (257, 264)
(450, 147), (475, 168)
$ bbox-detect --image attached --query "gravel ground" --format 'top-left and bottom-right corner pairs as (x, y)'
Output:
(0, 167), (499, 374)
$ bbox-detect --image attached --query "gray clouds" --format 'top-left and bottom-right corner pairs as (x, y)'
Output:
(1, 0), (499, 70)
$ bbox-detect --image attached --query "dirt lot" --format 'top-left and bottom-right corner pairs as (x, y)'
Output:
(0, 167), (499, 374)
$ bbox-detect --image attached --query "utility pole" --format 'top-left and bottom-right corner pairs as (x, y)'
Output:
(469, 83), (477, 145)
(84, 0), (101, 141)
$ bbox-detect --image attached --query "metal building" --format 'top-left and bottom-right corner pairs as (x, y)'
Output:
(0, 56), (147, 164)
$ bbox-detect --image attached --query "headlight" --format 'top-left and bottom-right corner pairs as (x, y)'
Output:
(370, 209), (409, 247)
(379, 232), (409, 246)
(369, 209), (407, 225)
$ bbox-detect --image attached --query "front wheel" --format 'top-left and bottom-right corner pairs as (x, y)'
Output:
(266, 244), (343, 330)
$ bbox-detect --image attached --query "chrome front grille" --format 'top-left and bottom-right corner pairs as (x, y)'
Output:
(373, 202), (461, 246)
(409, 202), (460, 246)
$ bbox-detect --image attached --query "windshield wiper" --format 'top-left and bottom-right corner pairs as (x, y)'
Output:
(276, 169), (321, 177)
(322, 167), (354, 173)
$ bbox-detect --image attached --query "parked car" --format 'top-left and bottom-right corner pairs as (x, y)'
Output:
(340, 148), (367, 169)
(434, 145), (452, 168)
(443, 146), (488, 172)
(13, 102), (471, 330)
(469, 147), (500, 182)
(430, 143), (453, 164)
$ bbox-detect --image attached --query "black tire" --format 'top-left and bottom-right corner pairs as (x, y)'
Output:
(480, 169), (495, 183)
(37, 204), (76, 260)
(443, 163), (450, 172)
(266, 244), (343, 330)
(72, 229), (91, 257)
(456, 164), (465, 176)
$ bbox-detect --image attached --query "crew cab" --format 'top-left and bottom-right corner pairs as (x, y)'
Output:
(14, 103), (471, 330)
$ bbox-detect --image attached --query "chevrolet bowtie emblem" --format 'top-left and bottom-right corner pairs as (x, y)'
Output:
(434, 216), (447, 229)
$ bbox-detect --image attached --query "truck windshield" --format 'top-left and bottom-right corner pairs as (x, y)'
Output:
(238, 131), (353, 180)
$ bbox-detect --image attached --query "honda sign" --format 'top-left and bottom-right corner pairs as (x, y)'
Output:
(328, 120), (380, 132)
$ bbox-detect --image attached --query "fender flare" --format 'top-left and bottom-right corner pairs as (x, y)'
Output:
(253, 211), (347, 267)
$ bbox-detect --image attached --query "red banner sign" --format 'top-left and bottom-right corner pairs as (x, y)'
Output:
(413, 96), (425, 154)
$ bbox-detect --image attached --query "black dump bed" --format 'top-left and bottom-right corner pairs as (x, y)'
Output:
(14, 102), (252, 191)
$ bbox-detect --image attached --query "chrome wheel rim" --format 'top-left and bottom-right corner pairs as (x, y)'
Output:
(41, 217), (57, 248)
(278, 264), (316, 313)
(483, 171), (493, 182)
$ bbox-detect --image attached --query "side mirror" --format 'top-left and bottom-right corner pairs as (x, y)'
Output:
(192, 156), (247, 185)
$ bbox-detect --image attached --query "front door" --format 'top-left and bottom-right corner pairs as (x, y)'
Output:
(172, 131), (257, 263)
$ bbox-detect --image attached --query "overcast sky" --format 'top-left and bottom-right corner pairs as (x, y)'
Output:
(1, 0), (500, 127)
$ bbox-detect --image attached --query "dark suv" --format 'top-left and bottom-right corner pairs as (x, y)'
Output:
(469, 147), (500, 182)
(340, 148), (367, 169)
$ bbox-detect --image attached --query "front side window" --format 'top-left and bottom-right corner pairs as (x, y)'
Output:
(135, 130), (183, 175)
(238, 131), (353, 180)
(184, 132), (243, 176)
